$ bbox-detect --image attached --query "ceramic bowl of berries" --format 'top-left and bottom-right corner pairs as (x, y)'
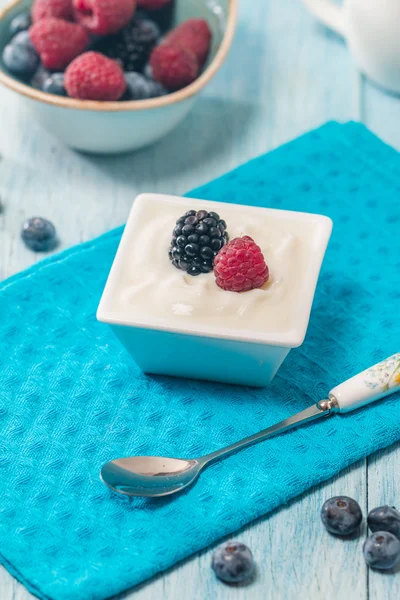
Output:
(97, 193), (332, 386)
(0, 0), (237, 154)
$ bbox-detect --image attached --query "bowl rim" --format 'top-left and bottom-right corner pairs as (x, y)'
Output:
(0, 0), (237, 112)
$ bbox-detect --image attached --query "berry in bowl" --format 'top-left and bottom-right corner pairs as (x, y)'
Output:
(97, 194), (332, 386)
(0, 0), (237, 153)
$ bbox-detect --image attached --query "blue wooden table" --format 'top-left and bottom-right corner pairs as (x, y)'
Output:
(1, 0), (400, 598)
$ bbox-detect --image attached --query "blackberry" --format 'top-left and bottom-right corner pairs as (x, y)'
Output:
(95, 19), (160, 72)
(136, 1), (175, 33)
(169, 209), (229, 276)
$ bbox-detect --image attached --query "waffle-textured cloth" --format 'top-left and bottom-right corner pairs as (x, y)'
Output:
(1, 122), (400, 600)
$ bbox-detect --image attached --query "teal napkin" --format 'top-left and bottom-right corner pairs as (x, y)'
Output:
(0, 122), (399, 600)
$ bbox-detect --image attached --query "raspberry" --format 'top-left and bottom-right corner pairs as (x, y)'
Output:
(214, 236), (269, 292)
(29, 18), (89, 70)
(137, 0), (171, 10)
(31, 0), (73, 23)
(73, 0), (136, 35)
(149, 43), (198, 90)
(165, 18), (211, 66)
(64, 51), (126, 100)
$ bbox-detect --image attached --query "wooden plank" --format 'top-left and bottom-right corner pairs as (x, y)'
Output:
(361, 75), (400, 600)
(0, 0), (381, 599)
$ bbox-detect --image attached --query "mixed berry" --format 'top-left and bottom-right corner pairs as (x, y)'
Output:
(169, 208), (271, 292)
(321, 496), (400, 571)
(2, 0), (212, 102)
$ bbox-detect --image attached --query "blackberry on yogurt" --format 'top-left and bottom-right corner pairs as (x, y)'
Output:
(169, 209), (229, 276)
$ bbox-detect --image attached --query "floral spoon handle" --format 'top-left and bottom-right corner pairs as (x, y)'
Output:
(329, 354), (400, 413)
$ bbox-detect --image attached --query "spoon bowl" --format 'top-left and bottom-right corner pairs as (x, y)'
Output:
(101, 456), (204, 497)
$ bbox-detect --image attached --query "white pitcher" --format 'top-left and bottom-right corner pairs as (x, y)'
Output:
(303, 0), (400, 94)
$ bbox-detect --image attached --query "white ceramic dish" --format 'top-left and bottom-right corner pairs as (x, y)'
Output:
(97, 193), (333, 386)
(0, 0), (237, 154)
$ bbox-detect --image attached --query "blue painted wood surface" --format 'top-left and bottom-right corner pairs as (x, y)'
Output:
(1, 0), (400, 598)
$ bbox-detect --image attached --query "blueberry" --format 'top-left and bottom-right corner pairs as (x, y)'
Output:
(124, 72), (167, 100)
(148, 81), (167, 97)
(321, 496), (362, 535)
(212, 541), (254, 584)
(12, 30), (35, 51)
(363, 531), (400, 570)
(2, 41), (38, 78)
(21, 217), (57, 252)
(42, 73), (66, 96)
(9, 11), (31, 36)
(144, 63), (153, 79)
(31, 65), (51, 89)
(368, 506), (400, 538)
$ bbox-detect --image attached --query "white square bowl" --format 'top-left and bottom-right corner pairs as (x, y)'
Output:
(97, 194), (332, 386)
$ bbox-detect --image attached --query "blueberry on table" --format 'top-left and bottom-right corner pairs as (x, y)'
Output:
(212, 541), (254, 584)
(368, 505), (400, 538)
(43, 73), (66, 96)
(321, 496), (363, 535)
(21, 217), (57, 252)
(363, 531), (400, 570)
(9, 11), (32, 37)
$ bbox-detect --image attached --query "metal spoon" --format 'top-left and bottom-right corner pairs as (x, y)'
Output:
(101, 353), (400, 498)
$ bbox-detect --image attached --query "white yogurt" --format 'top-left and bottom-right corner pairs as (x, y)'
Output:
(108, 195), (326, 340)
